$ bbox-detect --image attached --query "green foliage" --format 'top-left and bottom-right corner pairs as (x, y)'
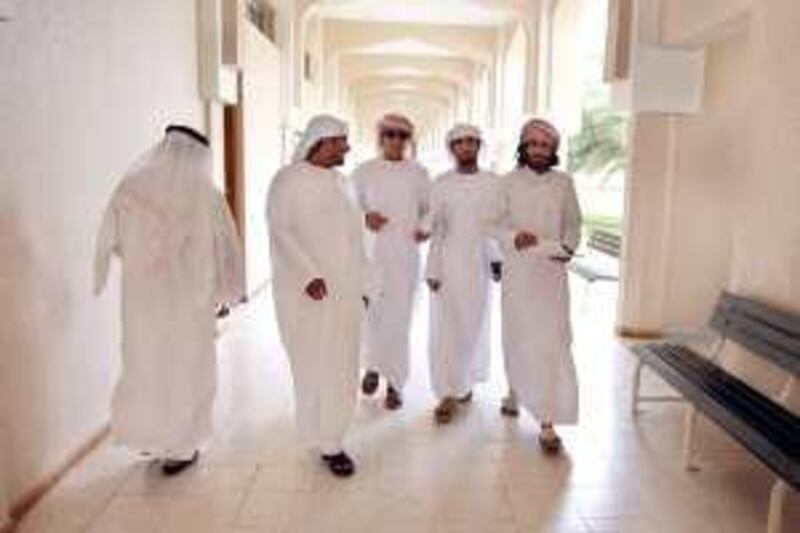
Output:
(568, 106), (629, 186)
(583, 214), (622, 236)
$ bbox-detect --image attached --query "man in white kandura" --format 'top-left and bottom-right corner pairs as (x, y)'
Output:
(423, 124), (502, 425)
(494, 118), (582, 454)
(352, 114), (431, 410)
(267, 115), (367, 478)
(94, 125), (245, 476)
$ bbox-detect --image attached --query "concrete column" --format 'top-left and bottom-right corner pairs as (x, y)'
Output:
(617, 114), (675, 336)
(616, 0), (672, 336)
(525, 2), (544, 114)
(492, 25), (508, 130)
(322, 52), (340, 112)
(457, 86), (470, 122)
(0, 423), (9, 530)
(292, 13), (305, 110)
(276, 0), (298, 161)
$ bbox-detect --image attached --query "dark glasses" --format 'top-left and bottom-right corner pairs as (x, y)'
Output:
(382, 129), (411, 141)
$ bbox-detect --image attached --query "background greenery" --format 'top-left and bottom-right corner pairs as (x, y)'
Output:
(568, 104), (629, 188)
(584, 213), (623, 235)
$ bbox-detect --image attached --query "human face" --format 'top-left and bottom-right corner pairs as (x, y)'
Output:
(380, 129), (411, 161)
(450, 137), (481, 169)
(522, 128), (557, 171)
(309, 136), (350, 168)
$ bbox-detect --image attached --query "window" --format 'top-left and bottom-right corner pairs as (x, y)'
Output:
(246, 0), (276, 43)
(604, 0), (633, 81)
(304, 52), (314, 82)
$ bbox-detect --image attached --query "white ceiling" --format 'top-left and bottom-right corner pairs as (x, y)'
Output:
(352, 38), (460, 58)
(312, 0), (514, 26)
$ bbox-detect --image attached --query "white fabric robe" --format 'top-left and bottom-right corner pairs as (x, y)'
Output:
(423, 170), (499, 399)
(494, 168), (582, 424)
(94, 133), (245, 457)
(352, 158), (430, 389)
(267, 162), (366, 453)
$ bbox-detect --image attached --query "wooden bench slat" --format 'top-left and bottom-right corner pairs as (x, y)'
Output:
(571, 230), (621, 282)
(643, 344), (800, 446)
(588, 230), (621, 259)
(635, 343), (800, 488)
(568, 260), (618, 282)
(711, 292), (800, 376)
(592, 233), (621, 245)
(591, 243), (620, 257)
(656, 344), (799, 443)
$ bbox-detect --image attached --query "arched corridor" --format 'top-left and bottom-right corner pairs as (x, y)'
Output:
(2, 1), (799, 532)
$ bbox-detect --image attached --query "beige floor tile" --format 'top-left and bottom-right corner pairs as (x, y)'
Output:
(156, 492), (248, 531)
(119, 461), (258, 496)
(248, 463), (323, 493)
(506, 485), (585, 532)
(84, 496), (164, 533)
(16, 479), (119, 533)
(434, 520), (518, 533)
(571, 486), (648, 519)
(582, 516), (670, 533)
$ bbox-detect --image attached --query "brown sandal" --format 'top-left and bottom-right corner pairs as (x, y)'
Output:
(385, 386), (403, 410)
(538, 427), (563, 455)
(434, 398), (459, 425)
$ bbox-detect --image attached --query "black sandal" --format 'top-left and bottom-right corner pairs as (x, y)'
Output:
(321, 452), (356, 478)
(361, 371), (380, 396)
(162, 451), (200, 477)
(457, 391), (473, 404)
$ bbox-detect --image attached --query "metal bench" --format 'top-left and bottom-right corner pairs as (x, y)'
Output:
(631, 292), (799, 533)
(568, 229), (621, 282)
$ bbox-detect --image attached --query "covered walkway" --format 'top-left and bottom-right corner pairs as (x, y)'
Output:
(2, 1), (800, 532)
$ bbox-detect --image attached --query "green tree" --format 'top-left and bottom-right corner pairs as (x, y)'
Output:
(568, 106), (628, 186)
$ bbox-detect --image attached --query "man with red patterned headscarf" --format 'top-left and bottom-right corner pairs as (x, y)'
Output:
(492, 118), (583, 455)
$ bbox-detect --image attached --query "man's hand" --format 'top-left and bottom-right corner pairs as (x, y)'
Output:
(305, 278), (328, 301)
(550, 244), (575, 263)
(365, 211), (389, 233)
(414, 230), (431, 243)
(514, 231), (538, 251)
(427, 278), (441, 292)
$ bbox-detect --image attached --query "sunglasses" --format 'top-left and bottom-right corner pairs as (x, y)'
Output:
(382, 129), (411, 141)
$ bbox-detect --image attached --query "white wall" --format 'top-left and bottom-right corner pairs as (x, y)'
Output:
(661, 0), (752, 44)
(0, 424), (8, 528)
(620, 0), (800, 403)
(0, 0), (203, 500)
(725, 0), (800, 400)
(659, 31), (749, 326)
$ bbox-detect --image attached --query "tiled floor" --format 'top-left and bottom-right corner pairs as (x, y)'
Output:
(16, 281), (799, 532)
